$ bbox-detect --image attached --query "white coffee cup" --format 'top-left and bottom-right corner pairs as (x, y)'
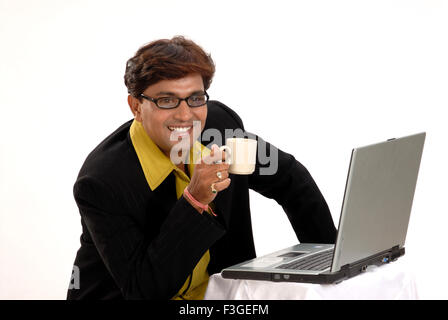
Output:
(219, 138), (257, 174)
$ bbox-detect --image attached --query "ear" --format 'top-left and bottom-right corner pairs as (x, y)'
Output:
(128, 95), (142, 122)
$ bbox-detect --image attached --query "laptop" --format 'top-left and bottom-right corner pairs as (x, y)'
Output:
(222, 132), (426, 284)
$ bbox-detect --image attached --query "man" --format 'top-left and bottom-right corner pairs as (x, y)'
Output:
(67, 36), (337, 300)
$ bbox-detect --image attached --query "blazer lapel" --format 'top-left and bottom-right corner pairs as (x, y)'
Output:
(151, 172), (178, 216)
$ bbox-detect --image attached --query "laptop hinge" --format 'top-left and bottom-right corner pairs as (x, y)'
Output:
(389, 245), (403, 261)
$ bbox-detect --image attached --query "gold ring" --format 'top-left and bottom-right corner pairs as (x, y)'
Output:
(211, 183), (217, 194)
(216, 171), (222, 179)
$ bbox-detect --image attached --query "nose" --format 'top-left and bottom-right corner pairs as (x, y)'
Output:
(173, 100), (193, 121)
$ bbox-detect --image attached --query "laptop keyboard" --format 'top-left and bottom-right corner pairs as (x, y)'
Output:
(276, 249), (334, 271)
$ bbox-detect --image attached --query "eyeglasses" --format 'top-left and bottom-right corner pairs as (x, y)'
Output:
(140, 92), (209, 109)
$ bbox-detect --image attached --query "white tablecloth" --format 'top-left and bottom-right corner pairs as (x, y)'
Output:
(204, 259), (418, 300)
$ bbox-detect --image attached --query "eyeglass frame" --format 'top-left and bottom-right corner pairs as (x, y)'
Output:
(139, 91), (209, 109)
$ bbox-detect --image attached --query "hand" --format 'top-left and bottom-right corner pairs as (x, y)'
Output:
(186, 144), (231, 205)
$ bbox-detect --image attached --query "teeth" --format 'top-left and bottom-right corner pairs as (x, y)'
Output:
(169, 126), (191, 132)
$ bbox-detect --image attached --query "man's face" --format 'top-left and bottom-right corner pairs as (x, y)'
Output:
(129, 73), (207, 158)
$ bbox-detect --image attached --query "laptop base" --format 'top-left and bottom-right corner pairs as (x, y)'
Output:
(222, 245), (404, 284)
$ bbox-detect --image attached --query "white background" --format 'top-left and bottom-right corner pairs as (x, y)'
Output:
(1, 0), (447, 299)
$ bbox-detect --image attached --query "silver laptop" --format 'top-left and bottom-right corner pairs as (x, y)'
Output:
(222, 132), (426, 284)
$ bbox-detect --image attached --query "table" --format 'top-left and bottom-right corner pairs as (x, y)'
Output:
(204, 258), (418, 299)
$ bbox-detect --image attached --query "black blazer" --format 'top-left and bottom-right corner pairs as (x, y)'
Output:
(67, 100), (337, 300)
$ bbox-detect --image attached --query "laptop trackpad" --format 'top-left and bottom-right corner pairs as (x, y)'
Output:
(278, 252), (307, 258)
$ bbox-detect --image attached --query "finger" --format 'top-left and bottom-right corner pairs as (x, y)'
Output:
(212, 178), (231, 192)
(214, 162), (230, 171)
(203, 145), (223, 165)
(210, 145), (224, 162)
(209, 144), (218, 157)
(200, 144), (218, 165)
(215, 170), (229, 180)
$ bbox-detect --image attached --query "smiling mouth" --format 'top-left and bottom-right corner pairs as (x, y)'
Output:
(168, 126), (192, 133)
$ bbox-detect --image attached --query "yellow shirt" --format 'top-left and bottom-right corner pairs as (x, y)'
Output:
(129, 119), (212, 300)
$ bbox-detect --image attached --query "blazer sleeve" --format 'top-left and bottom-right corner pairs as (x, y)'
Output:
(248, 136), (337, 244)
(211, 101), (337, 244)
(73, 175), (225, 299)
